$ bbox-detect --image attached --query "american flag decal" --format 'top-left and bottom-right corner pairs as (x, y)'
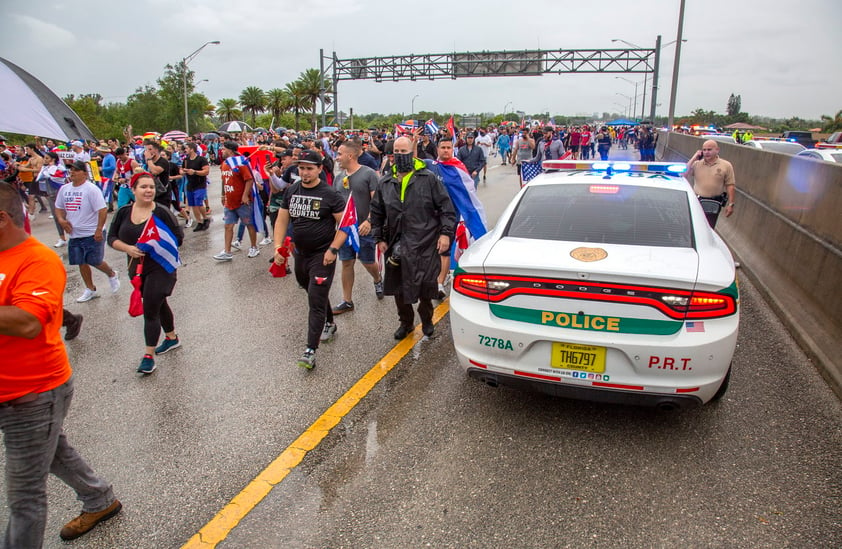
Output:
(686, 321), (705, 332)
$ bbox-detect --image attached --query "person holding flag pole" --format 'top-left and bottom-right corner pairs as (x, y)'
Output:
(108, 172), (184, 374)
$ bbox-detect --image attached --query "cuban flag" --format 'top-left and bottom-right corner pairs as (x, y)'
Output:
(446, 116), (456, 143)
(225, 155), (249, 173)
(425, 119), (440, 135)
(338, 194), (360, 253)
(247, 155), (267, 235)
(137, 214), (182, 273)
(425, 158), (487, 264)
(394, 122), (415, 136)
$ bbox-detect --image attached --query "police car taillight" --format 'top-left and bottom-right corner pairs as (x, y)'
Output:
(453, 274), (510, 300)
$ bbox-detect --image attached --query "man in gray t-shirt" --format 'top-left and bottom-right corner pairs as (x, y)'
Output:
(331, 139), (384, 314)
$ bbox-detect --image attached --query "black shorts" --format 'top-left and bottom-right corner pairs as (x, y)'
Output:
(26, 180), (46, 196)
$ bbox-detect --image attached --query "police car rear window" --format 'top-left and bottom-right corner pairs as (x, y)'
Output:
(506, 184), (693, 247)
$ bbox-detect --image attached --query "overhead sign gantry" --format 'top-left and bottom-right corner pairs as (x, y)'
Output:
(318, 37), (663, 127)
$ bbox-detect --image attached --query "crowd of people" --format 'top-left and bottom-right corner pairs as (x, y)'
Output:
(2, 115), (736, 545)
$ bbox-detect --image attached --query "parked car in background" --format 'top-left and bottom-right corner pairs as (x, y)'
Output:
(815, 131), (842, 150)
(780, 131), (815, 148)
(707, 134), (736, 144)
(743, 141), (806, 154)
(795, 149), (842, 163)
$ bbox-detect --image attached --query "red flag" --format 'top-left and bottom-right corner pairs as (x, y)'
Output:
(447, 116), (456, 142)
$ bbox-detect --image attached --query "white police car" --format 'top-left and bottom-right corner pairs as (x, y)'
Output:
(450, 161), (739, 410)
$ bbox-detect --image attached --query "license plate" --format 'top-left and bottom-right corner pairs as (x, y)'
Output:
(550, 342), (606, 373)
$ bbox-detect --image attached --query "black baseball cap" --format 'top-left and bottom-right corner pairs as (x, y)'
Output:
(279, 149), (293, 158)
(295, 150), (323, 165)
(69, 160), (87, 171)
(222, 141), (239, 152)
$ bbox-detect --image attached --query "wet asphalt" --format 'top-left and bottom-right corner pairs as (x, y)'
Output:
(2, 149), (840, 548)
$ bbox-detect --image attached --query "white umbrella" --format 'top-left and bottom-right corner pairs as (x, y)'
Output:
(0, 56), (95, 141)
(218, 121), (252, 133)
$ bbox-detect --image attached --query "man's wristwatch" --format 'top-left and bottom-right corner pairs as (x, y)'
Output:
(328, 247), (339, 254)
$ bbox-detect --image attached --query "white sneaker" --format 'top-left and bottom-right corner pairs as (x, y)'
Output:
(259, 236), (273, 246)
(109, 271), (121, 293)
(76, 288), (99, 303)
(231, 240), (242, 251)
(54, 239), (67, 248)
(247, 247), (260, 258)
(186, 218), (194, 228)
(213, 250), (234, 261)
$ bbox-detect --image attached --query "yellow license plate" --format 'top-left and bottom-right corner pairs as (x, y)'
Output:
(550, 342), (606, 373)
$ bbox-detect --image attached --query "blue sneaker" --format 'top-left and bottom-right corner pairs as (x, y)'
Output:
(154, 336), (181, 355)
(137, 354), (156, 374)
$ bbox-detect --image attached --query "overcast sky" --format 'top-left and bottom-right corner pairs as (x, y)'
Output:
(2, 0), (839, 122)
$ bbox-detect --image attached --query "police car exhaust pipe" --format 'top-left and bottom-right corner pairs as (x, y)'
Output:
(656, 401), (679, 412)
(482, 376), (499, 388)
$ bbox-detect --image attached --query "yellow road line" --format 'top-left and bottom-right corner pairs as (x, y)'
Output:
(182, 301), (450, 548)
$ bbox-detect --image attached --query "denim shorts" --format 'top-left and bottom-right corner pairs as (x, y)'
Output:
(68, 235), (105, 266)
(338, 234), (376, 263)
(223, 203), (253, 225)
(187, 188), (207, 207)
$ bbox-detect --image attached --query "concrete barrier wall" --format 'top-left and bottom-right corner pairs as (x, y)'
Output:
(657, 133), (842, 397)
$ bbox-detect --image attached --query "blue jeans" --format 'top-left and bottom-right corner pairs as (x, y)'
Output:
(0, 378), (115, 548)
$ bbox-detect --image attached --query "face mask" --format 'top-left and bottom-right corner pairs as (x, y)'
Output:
(394, 152), (415, 173)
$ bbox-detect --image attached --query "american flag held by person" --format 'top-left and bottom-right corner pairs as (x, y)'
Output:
(520, 161), (542, 184)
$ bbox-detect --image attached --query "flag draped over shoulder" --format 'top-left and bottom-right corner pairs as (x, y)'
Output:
(137, 214), (182, 273)
(425, 158), (488, 263)
(246, 155), (266, 235)
(225, 155), (248, 172)
(338, 194), (360, 253)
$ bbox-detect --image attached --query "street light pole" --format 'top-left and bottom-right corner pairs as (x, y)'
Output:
(182, 41), (220, 134)
(503, 101), (513, 117)
(667, 0), (686, 134)
(411, 94), (420, 119)
(616, 93), (632, 118)
(615, 77), (640, 120)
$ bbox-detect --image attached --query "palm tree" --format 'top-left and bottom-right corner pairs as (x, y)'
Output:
(820, 109), (842, 133)
(216, 98), (240, 122)
(265, 88), (291, 123)
(296, 68), (333, 130)
(239, 86), (266, 125)
(284, 80), (308, 131)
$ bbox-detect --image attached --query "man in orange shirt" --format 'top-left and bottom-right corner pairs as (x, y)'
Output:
(0, 182), (121, 545)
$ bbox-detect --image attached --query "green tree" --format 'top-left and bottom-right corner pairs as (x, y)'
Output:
(726, 93), (741, 117)
(125, 85), (166, 133)
(296, 68), (333, 130)
(216, 98), (241, 122)
(284, 80), (308, 131)
(238, 86), (266, 125)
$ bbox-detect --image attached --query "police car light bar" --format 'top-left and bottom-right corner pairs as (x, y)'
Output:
(541, 160), (687, 175)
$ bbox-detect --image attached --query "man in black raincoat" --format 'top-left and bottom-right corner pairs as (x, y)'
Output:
(370, 136), (456, 339)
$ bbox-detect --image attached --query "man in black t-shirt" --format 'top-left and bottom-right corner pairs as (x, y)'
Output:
(180, 142), (210, 231)
(144, 141), (170, 208)
(273, 150), (347, 370)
